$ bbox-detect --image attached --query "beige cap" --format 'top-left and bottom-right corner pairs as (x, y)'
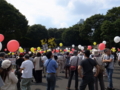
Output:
(2, 60), (11, 69)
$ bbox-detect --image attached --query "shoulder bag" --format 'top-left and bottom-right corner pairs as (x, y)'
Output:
(39, 57), (43, 67)
(70, 57), (79, 71)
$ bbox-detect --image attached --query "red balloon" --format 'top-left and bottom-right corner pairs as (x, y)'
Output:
(118, 48), (120, 51)
(0, 34), (4, 42)
(70, 51), (73, 54)
(4, 48), (7, 51)
(88, 46), (92, 50)
(56, 50), (59, 53)
(64, 49), (67, 52)
(72, 48), (75, 51)
(98, 43), (105, 50)
(7, 40), (20, 52)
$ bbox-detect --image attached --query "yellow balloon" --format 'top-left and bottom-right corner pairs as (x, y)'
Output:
(44, 51), (46, 53)
(68, 50), (70, 52)
(93, 42), (97, 45)
(60, 49), (62, 52)
(30, 47), (34, 52)
(59, 43), (63, 47)
(19, 48), (24, 53)
(8, 53), (11, 55)
(12, 53), (15, 55)
(37, 47), (41, 50)
(47, 49), (50, 52)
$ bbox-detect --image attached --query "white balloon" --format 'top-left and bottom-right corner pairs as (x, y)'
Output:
(72, 44), (75, 48)
(78, 45), (81, 49)
(114, 36), (120, 43)
(81, 46), (84, 50)
(66, 48), (68, 50)
(102, 41), (107, 44)
(28, 51), (32, 54)
(0, 42), (2, 51)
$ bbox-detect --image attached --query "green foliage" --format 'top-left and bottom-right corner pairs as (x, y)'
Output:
(25, 24), (48, 47)
(0, 0), (120, 48)
(62, 24), (80, 46)
(0, 0), (28, 48)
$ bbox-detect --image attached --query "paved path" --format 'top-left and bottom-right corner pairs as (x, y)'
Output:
(31, 63), (120, 90)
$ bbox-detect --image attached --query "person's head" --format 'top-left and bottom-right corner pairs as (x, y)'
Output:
(1, 60), (12, 81)
(104, 49), (107, 54)
(54, 55), (58, 60)
(66, 52), (69, 56)
(0, 52), (5, 59)
(43, 53), (46, 56)
(79, 52), (83, 55)
(92, 50), (99, 57)
(105, 49), (111, 55)
(29, 53), (33, 57)
(24, 54), (30, 60)
(19, 53), (24, 58)
(73, 50), (78, 56)
(46, 51), (53, 59)
(84, 50), (91, 58)
(37, 52), (41, 57)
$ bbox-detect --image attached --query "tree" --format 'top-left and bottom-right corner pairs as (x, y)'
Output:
(105, 7), (120, 22)
(0, 0), (28, 48)
(80, 14), (105, 44)
(62, 25), (80, 46)
(101, 20), (114, 47)
(25, 24), (48, 47)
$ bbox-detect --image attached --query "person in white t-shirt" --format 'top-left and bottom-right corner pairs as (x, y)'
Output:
(42, 53), (48, 77)
(20, 54), (34, 90)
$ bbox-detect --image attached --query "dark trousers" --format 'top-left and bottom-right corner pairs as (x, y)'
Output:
(46, 74), (56, 90)
(65, 66), (70, 78)
(35, 70), (42, 83)
(94, 72), (105, 90)
(17, 73), (22, 90)
(33, 69), (37, 82)
(67, 70), (78, 89)
(80, 76), (94, 90)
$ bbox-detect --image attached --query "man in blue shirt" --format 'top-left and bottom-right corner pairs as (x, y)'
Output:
(44, 51), (58, 90)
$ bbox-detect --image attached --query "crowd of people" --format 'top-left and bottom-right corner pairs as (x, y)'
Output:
(0, 48), (120, 90)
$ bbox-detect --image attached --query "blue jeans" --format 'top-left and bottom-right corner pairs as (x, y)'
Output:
(106, 68), (113, 88)
(46, 74), (56, 90)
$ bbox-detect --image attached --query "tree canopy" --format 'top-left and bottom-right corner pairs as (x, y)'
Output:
(0, 0), (120, 48)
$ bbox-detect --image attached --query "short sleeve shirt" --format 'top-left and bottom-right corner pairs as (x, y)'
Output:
(33, 57), (43, 70)
(103, 54), (114, 69)
(80, 58), (97, 77)
(20, 60), (34, 78)
(44, 59), (58, 73)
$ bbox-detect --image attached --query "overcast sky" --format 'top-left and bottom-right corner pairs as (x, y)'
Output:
(6, 0), (120, 29)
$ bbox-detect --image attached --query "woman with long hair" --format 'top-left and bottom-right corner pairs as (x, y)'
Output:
(0, 60), (18, 90)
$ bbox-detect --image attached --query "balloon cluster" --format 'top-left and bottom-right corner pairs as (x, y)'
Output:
(78, 45), (84, 50)
(0, 34), (20, 52)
